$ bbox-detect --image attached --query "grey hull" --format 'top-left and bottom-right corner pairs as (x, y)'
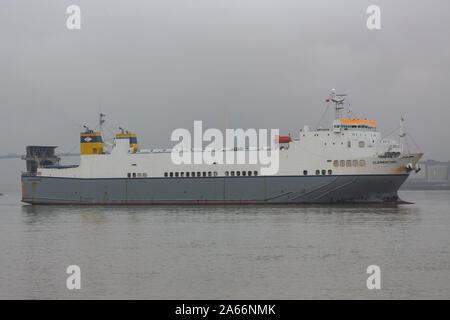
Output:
(21, 174), (410, 205)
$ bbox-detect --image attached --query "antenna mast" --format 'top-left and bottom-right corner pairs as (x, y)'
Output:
(99, 113), (106, 133)
(329, 89), (347, 120)
(399, 117), (406, 154)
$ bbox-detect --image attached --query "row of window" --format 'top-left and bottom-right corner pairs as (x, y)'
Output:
(127, 172), (148, 178)
(333, 160), (366, 168)
(302, 170), (333, 176)
(127, 163), (364, 178)
(226, 171), (258, 177)
(164, 170), (259, 178)
(321, 141), (367, 148)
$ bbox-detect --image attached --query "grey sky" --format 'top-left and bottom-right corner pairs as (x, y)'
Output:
(1, 0), (449, 163)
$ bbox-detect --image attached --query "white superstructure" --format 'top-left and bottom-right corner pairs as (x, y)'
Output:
(36, 90), (422, 180)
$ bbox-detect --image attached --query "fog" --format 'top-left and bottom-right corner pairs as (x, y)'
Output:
(1, 0), (449, 190)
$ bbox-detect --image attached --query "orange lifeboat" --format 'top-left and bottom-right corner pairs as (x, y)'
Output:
(275, 135), (292, 143)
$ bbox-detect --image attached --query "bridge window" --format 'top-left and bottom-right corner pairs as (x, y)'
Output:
(128, 173), (131, 178)
(340, 160), (345, 167)
(253, 171), (258, 176)
(225, 171), (229, 176)
(322, 170), (326, 175)
(236, 171), (241, 176)
(328, 170), (332, 175)
(359, 141), (365, 148)
(353, 160), (358, 167)
(186, 172), (190, 177)
(169, 172), (173, 177)
(132, 173), (136, 178)
(208, 171), (212, 177)
(197, 172), (201, 177)
(242, 171), (246, 176)
(202, 172), (206, 177)
(359, 160), (366, 167)
(175, 172), (179, 177)
(316, 170), (320, 175)
(231, 171), (235, 176)
(346, 160), (352, 167)
(248, 171), (252, 176)
(303, 170), (308, 175)
(180, 172), (184, 177)
(333, 160), (339, 167)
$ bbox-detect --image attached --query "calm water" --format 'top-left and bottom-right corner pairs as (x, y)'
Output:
(0, 190), (449, 299)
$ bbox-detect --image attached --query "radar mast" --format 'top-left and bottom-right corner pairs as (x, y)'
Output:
(329, 89), (347, 120)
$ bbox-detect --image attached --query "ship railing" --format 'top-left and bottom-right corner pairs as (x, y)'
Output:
(136, 146), (276, 154)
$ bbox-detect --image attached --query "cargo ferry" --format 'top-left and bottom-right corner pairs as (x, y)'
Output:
(21, 91), (422, 205)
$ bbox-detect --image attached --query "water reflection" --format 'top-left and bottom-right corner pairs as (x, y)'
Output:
(21, 202), (420, 226)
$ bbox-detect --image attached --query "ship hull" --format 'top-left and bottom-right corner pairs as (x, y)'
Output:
(21, 174), (410, 205)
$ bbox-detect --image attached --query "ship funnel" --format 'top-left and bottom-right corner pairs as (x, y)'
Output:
(115, 131), (138, 153)
(80, 129), (104, 155)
